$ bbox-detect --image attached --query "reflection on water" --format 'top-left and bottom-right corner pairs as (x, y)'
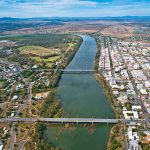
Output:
(44, 35), (115, 150)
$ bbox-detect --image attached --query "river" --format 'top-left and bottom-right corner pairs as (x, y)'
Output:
(44, 35), (115, 150)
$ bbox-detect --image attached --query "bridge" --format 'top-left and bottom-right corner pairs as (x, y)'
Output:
(0, 118), (147, 124)
(29, 69), (97, 74)
(61, 69), (97, 74)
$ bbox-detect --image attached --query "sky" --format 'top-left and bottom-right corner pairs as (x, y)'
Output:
(0, 0), (150, 18)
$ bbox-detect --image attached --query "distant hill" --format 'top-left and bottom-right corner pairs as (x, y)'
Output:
(0, 17), (64, 33)
(0, 16), (150, 22)
(0, 16), (149, 34)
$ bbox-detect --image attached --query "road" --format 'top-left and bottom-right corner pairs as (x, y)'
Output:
(122, 123), (128, 150)
(28, 83), (33, 115)
(17, 140), (28, 150)
(0, 117), (147, 124)
(27, 68), (97, 74)
(9, 123), (16, 150)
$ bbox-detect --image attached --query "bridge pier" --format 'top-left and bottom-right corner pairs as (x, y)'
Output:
(107, 119), (109, 125)
(77, 117), (78, 125)
(92, 117), (94, 126)
(92, 121), (93, 126)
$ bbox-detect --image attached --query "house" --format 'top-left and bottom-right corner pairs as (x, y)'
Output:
(117, 94), (128, 104)
(128, 126), (133, 140)
(140, 88), (148, 95)
(132, 105), (142, 111)
(120, 85), (126, 90)
(32, 65), (38, 69)
(128, 126), (140, 150)
(121, 69), (129, 79)
(136, 84), (143, 90)
(127, 90), (136, 98)
(129, 140), (140, 150)
(113, 90), (119, 95)
(12, 95), (18, 101)
(131, 70), (147, 81)
(123, 111), (139, 119)
(0, 141), (3, 150)
(16, 84), (24, 90)
(144, 81), (150, 88)
(127, 82), (134, 90)
(142, 133), (150, 144)
(111, 84), (120, 90)
(10, 111), (15, 117)
(133, 64), (140, 70)
(108, 77), (116, 85)
(3, 127), (8, 135)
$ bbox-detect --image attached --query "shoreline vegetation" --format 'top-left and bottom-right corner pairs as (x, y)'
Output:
(25, 34), (123, 150)
(92, 34), (123, 150)
(54, 36), (83, 88)
(25, 34), (83, 150)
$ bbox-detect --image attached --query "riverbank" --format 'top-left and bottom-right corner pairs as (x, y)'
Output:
(92, 34), (123, 150)
(26, 35), (115, 150)
(54, 36), (83, 87)
(43, 35), (115, 150)
(25, 35), (83, 150)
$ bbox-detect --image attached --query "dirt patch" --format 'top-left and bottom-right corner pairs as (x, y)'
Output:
(35, 91), (50, 98)
(100, 25), (136, 38)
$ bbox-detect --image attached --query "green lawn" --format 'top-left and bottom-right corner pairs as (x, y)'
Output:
(18, 46), (61, 69)
(45, 63), (53, 68)
(18, 46), (60, 57)
(31, 56), (60, 68)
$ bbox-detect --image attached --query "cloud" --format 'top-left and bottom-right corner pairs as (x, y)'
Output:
(0, 0), (98, 7)
(0, 0), (150, 17)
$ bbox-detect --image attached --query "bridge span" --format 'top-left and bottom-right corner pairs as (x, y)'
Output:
(29, 69), (97, 74)
(0, 118), (147, 124)
(61, 69), (97, 74)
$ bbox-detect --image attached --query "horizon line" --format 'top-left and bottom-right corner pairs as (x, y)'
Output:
(1, 16), (150, 19)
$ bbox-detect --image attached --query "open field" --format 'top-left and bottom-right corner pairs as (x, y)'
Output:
(18, 46), (61, 68)
(31, 56), (60, 63)
(99, 24), (150, 40)
(31, 56), (60, 68)
(100, 25), (136, 38)
(19, 46), (60, 57)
